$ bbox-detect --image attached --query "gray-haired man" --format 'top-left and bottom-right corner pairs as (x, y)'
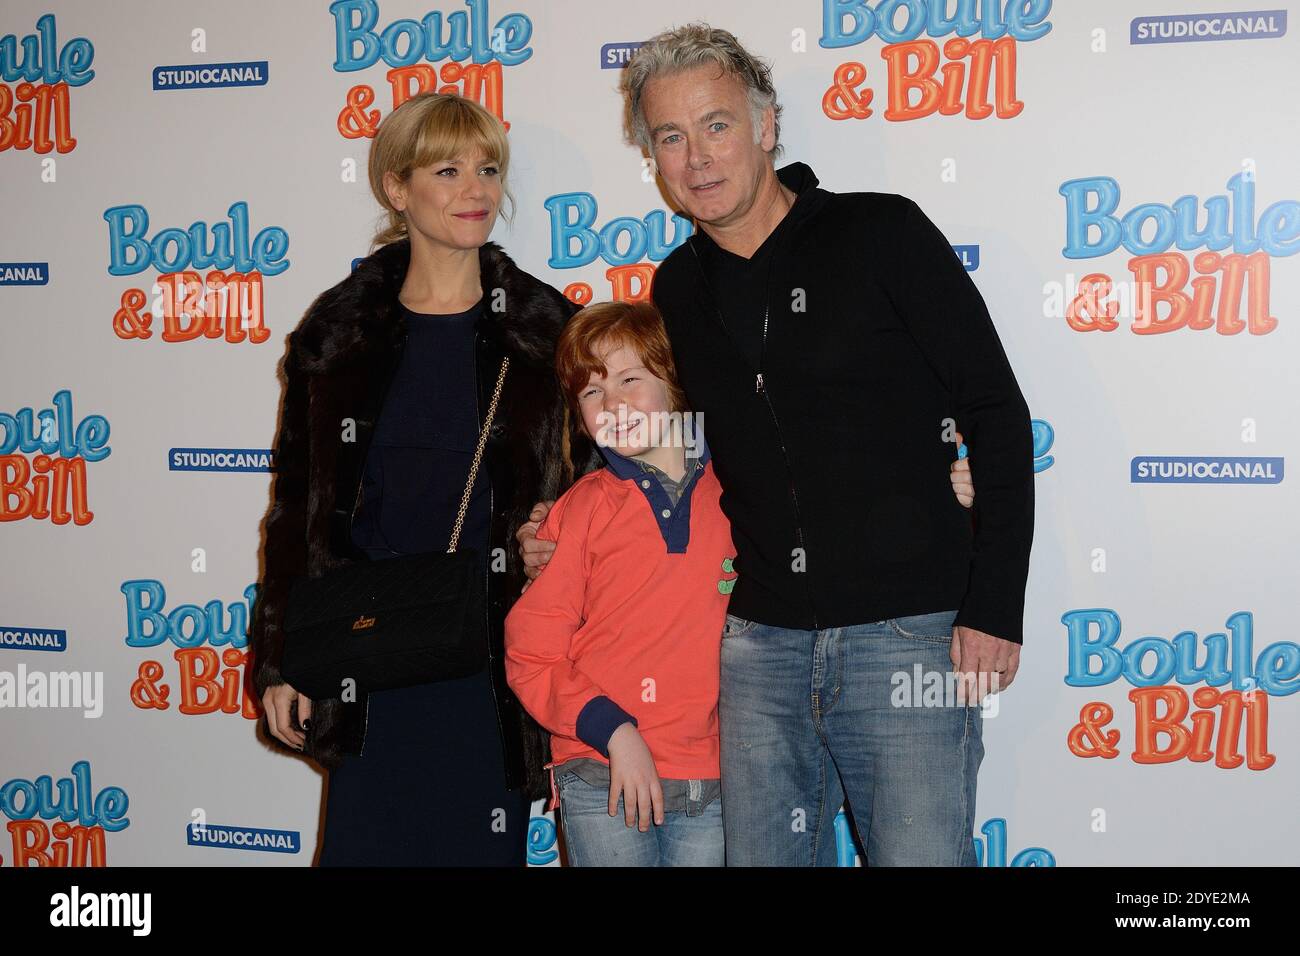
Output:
(523, 23), (1033, 866)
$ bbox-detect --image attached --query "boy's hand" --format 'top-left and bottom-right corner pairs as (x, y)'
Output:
(950, 430), (974, 508)
(516, 500), (556, 592)
(606, 722), (664, 830)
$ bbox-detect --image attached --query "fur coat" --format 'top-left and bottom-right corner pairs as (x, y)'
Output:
(247, 237), (599, 800)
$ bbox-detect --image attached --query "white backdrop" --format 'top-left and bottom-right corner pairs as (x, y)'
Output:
(2, 0), (1297, 867)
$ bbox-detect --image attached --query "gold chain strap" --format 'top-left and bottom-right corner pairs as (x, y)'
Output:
(447, 355), (509, 553)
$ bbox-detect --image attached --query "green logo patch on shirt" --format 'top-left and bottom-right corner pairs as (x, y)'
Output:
(718, 556), (737, 594)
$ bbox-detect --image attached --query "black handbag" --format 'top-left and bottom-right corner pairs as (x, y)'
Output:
(278, 356), (509, 701)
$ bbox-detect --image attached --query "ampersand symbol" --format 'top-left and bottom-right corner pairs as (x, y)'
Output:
(337, 84), (381, 139)
(1067, 702), (1121, 758)
(822, 62), (873, 121)
(564, 282), (593, 306)
(130, 660), (170, 709)
(112, 288), (152, 339)
(1066, 273), (1121, 332)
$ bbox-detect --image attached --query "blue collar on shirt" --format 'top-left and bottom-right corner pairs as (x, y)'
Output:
(598, 425), (711, 554)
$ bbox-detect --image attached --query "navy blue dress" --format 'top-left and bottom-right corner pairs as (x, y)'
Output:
(317, 298), (531, 867)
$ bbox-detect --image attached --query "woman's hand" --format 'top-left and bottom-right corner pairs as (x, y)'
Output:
(950, 430), (974, 508)
(606, 723), (664, 831)
(516, 499), (556, 592)
(262, 682), (311, 751)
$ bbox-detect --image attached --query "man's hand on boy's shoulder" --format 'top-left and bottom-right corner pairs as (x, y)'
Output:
(950, 429), (974, 508)
(517, 499), (556, 592)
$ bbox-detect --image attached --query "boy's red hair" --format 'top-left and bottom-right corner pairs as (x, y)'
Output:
(555, 300), (688, 414)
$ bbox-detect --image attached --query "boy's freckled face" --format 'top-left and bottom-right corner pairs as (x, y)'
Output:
(578, 343), (672, 457)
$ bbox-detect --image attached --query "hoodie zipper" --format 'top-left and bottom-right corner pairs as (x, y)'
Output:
(687, 239), (820, 630)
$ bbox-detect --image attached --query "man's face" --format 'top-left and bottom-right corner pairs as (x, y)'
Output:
(641, 64), (775, 228)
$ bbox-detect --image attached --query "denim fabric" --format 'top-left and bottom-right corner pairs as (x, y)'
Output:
(554, 757), (720, 814)
(718, 609), (983, 866)
(556, 766), (724, 866)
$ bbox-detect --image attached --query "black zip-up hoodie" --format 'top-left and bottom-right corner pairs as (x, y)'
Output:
(650, 161), (1035, 643)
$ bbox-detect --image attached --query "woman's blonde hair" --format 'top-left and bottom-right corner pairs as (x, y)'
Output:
(367, 93), (515, 250)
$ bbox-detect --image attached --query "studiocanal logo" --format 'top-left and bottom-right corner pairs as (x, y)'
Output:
(1130, 9), (1287, 45)
(186, 821), (301, 854)
(0, 626), (67, 653)
(0, 261), (49, 285)
(599, 41), (644, 69)
(151, 61), (268, 91)
(1130, 456), (1283, 484)
(168, 448), (274, 473)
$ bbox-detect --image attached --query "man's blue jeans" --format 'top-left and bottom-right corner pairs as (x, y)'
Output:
(719, 608), (984, 866)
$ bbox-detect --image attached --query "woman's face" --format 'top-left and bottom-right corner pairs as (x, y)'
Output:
(385, 150), (502, 250)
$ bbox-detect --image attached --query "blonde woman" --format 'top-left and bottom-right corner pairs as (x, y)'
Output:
(249, 93), (599, 865)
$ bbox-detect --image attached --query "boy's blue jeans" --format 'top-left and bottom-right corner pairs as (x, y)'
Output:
(556, 767), (724, 866)
(719, 608), (984, 866)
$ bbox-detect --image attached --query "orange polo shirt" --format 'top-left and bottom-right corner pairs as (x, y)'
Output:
(504, 443), (735, 789)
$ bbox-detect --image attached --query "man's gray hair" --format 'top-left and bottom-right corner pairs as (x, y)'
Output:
(622, 23), (784, 161)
